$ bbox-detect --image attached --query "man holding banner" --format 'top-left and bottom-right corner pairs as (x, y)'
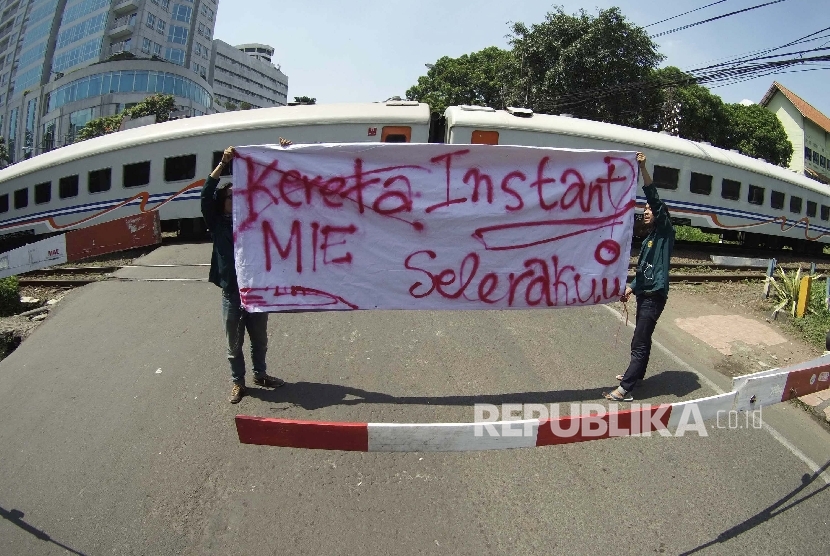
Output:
(201, 144), (289, 404)
(606, 153), (675, 402)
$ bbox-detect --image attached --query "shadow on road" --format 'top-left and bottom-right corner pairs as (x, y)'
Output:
(679, 460), (830, 555)
(247, 369), (701, 411)
(0, 505), (86, 556)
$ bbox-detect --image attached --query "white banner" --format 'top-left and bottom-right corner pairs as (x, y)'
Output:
(232, 144), (638, 312)
(0, 234), (68, 279)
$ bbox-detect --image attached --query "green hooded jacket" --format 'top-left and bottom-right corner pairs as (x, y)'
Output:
(630, 184), (675, 298)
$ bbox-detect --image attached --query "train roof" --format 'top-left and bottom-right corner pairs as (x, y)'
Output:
(0, 102), (431, 182)
(445, 105), (825, 195)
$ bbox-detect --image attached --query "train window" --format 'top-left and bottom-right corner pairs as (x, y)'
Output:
(807, 201), (817, 218)
(822, 205), (830, 221)
(89, 168), (112, 194)
(165, 154), (197, 181)
(14, 188), (28, 209)
(0, 194), (7, 213)
(814, 152), (820, 164)
(721, 179), (741, 201)
(471, 130), (499, 145)
(652, 166), (679, 190)
(805, 147), (812, 160)
(821, 156), (827, 169)
(747, 185), (764, 205)
(381, 126), (411, 143)
(790, 196), (802, 214)
(60, 175), (79, 199)
(770, 190), (784, 210)
(35, 182), (51, 205)
(689, 172), (712, 195)
(212, 151), (232, 176)
(124, 161), (151, 188)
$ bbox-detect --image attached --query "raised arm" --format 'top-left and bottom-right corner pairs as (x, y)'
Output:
(637, 152), (672, 231)
(201, 146), (234, 229)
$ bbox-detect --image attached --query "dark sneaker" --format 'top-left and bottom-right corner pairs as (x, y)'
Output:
(253, 374), (286, 388)
(229, 383), (246, 404)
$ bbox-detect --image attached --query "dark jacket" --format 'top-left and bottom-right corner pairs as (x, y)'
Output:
(630, 184), (675, 298)
(201, 175), (237, 292)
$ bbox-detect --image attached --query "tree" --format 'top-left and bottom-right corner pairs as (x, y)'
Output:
(293, 96), (316, 105)
(239, 101), (253, 110)
(650, 67), (730, 144)
(125, 93), (176, 123)
(723, 103), (793, 167)
(225, 101), (238, 111)
(76, 94), (176, 142)
(406, 47), (514, 114)
(508, 7), (664, 126)
(0, 137), (9, 166)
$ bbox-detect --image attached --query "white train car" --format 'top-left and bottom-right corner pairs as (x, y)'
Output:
(0, 101), (431, 242)
(444, 105), (830, 253)
(0, 100), (827, 253)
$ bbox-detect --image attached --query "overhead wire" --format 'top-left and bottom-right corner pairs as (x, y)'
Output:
(649, 0), (788, 39)
(644, 0), (730, 28)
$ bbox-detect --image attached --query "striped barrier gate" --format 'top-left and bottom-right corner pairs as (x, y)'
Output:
(0, 212), (161, 279)
(236, 354), (830, 452)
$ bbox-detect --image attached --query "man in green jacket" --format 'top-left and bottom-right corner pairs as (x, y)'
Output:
(605, 152), (675, 402)
(201, 144), (288, 404)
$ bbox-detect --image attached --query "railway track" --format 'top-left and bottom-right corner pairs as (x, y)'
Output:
(17, 260), (819, 288)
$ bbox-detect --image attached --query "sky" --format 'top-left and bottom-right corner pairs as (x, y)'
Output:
(214, 0), (830, 116)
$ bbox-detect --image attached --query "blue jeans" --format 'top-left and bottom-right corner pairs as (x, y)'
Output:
(222, 288), (269, 385)
(620, 293), (666, 393)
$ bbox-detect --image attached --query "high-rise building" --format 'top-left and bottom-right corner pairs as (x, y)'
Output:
(211, 40), (287, 110)
(0, 0), (221, 162)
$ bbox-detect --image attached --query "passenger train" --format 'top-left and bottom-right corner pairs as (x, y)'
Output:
(0, 100), (827, 253)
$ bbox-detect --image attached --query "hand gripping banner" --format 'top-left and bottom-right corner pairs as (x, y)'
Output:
(232, 144), (638, 312)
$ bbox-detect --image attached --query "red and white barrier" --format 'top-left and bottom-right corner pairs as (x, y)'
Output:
(0, 212), (161, 278)
(236, 354), (830, 452)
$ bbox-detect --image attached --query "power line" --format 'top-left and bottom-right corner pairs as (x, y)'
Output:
(644, 0), (730, 28)
(650, 0), (788, 39)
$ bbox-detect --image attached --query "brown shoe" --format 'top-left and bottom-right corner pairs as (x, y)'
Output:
(253, 374), (286, 388)
(229, 383), (246, 404)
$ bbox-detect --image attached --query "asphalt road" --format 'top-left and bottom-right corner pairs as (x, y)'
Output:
(0, 242), (828, 556)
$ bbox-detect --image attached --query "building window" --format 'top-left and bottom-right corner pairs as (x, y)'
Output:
(124, 161), (151, 188)
(689, 172), (712, 195)
(89, 168), (112, 193)
(747, 185), (764, 205)
(60, 175), (79, 198)
(721, 179), (741, 201)
(14, 188), (28, 209)
(35, 182), (51, 205)
(167, 25), (188, 45)
(146, 13), (156, 29)
(771, 190), (785, 210)
(171, 5), (192, 23)
(652, 166), (679, 190)
(165, 154), (197, 181)
(165, 48), (185, 65)
(157, 19), (166, 34)
(153, 43), (162, 56)
(807, 201), (817, 218)
(142, 38), (151, 53)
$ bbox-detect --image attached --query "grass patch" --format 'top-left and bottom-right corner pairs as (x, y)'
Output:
(787, 279), (830, 350)
(674, 225), (720, 243)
